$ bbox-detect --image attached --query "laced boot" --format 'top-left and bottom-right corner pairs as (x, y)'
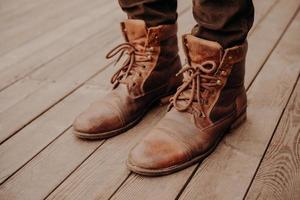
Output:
(73, 20), (182, 139)
(127, 34), (248, 176)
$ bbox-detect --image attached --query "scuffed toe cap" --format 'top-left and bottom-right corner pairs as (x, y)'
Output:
(72, 112), (99, 133)
(72, 102), (124, 134)
(127, 130), (190, 170)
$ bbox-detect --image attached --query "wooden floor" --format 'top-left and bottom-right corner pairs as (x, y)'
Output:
(0, 0), (299, 199)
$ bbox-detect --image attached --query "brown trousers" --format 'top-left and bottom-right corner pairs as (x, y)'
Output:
(118, 0), (254, 48)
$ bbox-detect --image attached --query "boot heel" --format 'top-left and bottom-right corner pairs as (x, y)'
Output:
(230, 111), (247, 130)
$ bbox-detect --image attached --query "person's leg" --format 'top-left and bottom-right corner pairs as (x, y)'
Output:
(118, 0), (177, 27)
(192, 0), (254, 48)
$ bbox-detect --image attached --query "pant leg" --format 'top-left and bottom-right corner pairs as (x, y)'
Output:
(118, 0), (177, 27)
(192, 0), (254, 48)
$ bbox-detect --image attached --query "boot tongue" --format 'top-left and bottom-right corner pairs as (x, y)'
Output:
(183, 34), (223, 67)
(122, 20), (148, 43)
(174, 35), (223, 109)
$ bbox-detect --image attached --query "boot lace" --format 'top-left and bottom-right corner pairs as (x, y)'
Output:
(168, 60), (222, 117)
(106, 42), (153, 89)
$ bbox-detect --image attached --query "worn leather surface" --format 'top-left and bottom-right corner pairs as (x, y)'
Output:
(73, 20), (182, 135)
(128, 34), (248, 171)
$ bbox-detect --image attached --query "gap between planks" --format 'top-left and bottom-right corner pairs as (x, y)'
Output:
(0, 0), (296, 199)
(245, 76), (300, 200)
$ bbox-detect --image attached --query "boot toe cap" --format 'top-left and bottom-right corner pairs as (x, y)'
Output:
(127, 130), (190, 171)
(73, 105), (123, 135)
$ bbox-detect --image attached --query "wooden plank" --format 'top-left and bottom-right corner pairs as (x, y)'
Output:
(178, 9), (300, 200)
(0, 50), (109, 143)
(245, 0), (300, 87)
(0, 85), (103, 184)
(0, 19), (123, 143)
(29, 14), (123, 82)
(0, 2), (119, 91)
(0, 78), (43, 113)
(0, 86), (105, 199)
(0, 0), (112, 73)
(0, 129), (101, 200)
(0, 0), (51, 28)
(249, 0), (279, 35)
(0, 0), (103, 56)
(44, 0), (280, 199)
(245, 75), (300, 199)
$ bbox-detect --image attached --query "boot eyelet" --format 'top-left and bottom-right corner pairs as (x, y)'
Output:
(200, 111), (206, 118)
(220, 70), (227, 76)
(216, 79), (222, 86)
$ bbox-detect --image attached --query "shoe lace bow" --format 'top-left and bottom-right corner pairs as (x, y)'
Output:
(106, 42), (153, 89)
(169, 60), (221, 117)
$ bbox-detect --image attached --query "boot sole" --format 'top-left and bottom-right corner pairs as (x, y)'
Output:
(126, 110), (247, 176)
(73, 92), (175, 140)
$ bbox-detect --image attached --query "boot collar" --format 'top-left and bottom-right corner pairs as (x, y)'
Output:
(121, 19), (178, 46)
(182, 34), (223, 67)
(182, 34), (248, 69)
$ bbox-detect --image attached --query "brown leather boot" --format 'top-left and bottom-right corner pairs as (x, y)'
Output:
(73, 20), (182, 139)
(127, 34), (248, 176)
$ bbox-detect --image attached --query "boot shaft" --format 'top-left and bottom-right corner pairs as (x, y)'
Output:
(179, 34), (247, 123)
(117, 20), (182, 96)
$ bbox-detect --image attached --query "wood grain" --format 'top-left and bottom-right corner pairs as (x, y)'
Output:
(0, 0), (105, 56)
(0, 23), (121, 143)
(245, 75), (300, 200)
(0, 0), (115, 90)
(0, 85), (104, 184)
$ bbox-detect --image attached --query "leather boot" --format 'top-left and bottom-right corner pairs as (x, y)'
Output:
(127, 34), (248, 176)
(73, 20), (182, 139)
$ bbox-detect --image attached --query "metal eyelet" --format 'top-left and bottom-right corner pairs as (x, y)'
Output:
(220, 70), (227, 76)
